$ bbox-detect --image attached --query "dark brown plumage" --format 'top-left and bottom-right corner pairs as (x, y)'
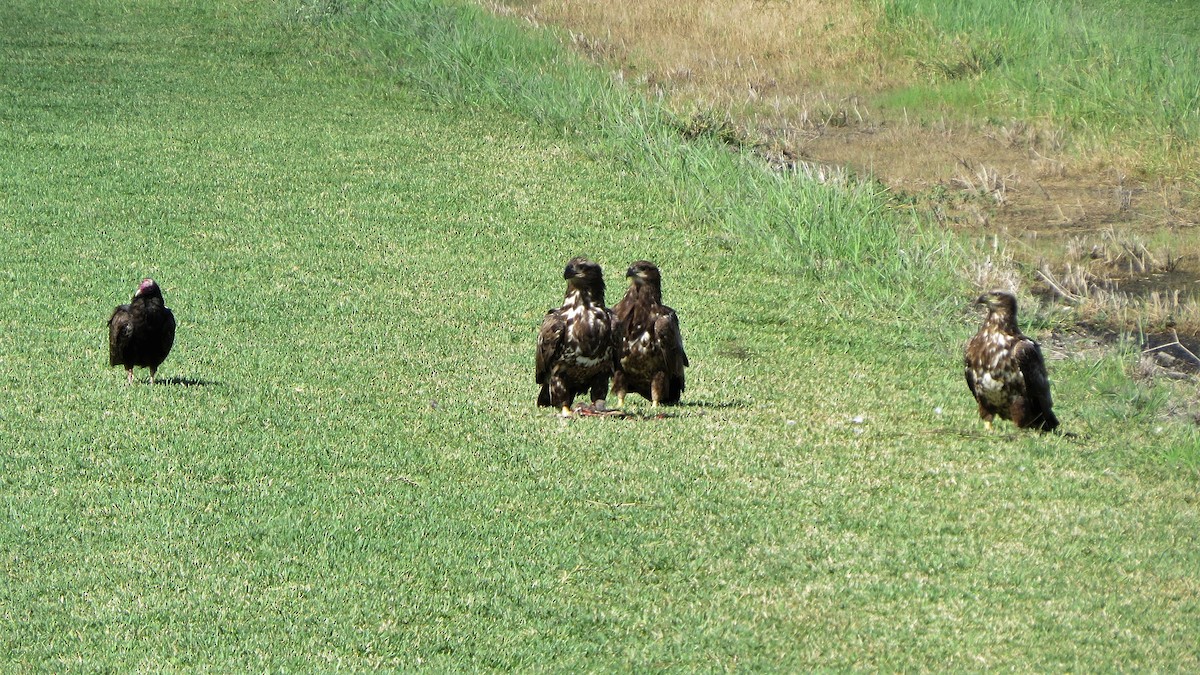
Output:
(536, 257), (619, 416)
(611, 260), (688, 408)
(109, 278), (176, 385)
(964, 290), (1058, 431)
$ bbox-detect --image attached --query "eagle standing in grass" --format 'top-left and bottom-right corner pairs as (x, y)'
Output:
(964, 290), (1058, 432)
(611, 260), (688, 408)
(109, 278), (176, 385)
(536, 257), (619, 416)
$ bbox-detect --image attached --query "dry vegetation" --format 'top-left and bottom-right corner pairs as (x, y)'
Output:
(483, 0), (909, 171)
(484, 0), (891, 102)
(482, 0), (1200, 338)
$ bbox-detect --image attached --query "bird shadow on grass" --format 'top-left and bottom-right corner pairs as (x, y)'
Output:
(155, 376), (222, 387)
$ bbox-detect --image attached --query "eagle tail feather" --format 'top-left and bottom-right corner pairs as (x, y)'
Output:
(1037, 408), (1060, 432)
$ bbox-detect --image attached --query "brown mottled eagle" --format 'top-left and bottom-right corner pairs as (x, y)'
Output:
(109, 278), (176, 385)
(611, 260), (688, 407)
(536, 257), (619, 416)
(964, 290), (1058, 431)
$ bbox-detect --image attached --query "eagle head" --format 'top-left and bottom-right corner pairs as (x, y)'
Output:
(626, 260), (662, 287)
(563, 257), (606, 302)
(975, 290), (1017, 316)
(134, 278), (163, 300)
(975, 289), (1022, 334)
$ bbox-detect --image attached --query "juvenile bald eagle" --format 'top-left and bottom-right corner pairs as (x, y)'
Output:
(536, 257), (619, 416)
(611, 260), (688, 407)
(109, 278), (176, 385)
(964, 290), (1058, 432)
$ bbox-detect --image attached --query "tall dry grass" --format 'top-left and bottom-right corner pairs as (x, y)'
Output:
(484, 0), (898, 118)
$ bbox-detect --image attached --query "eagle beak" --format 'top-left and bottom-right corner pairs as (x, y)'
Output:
(563, 264), (574, 280)
(974, 294), (988, 306)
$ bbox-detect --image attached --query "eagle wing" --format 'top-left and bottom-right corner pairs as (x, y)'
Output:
(654, 308), (688, 374)
(108, 304), (133, 366)
(608, 309), (623, 371)
(535, 309), (565, 385)
(963, 337), (980, 396)
(1014, 338), (1057, 427)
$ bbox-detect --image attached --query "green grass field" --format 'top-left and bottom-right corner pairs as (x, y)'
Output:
(2, 0), (1198, 669)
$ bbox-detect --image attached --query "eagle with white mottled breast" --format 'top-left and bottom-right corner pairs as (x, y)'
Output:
(964, 290), (1058, 431)
(536, 257), (619, 416)
(611, 260), (688, 407)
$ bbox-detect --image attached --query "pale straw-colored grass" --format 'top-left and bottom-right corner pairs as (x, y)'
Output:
(485, 0), (895, 116)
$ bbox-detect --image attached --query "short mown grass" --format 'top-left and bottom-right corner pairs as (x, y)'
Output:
(1, 0), (1199, 670)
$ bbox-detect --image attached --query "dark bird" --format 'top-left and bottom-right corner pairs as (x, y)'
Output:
(611, 260), (688, 408)
(964, 290), (1058, 431)
(536, 257), (619, 416)
(109, 278), (176, 385)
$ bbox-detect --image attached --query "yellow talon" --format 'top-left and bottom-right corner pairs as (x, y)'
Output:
(560, 406), (572, 417)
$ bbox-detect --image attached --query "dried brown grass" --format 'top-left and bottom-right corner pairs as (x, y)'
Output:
(1033, 226), (1200, 333)
(964, 235), (1023, 295)
(485, 0), (896, 115)
(952, 160), (1013, 206)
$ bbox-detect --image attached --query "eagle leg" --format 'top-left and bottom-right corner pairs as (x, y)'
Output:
(149, 367), (157, 385)
(976, 400), (996, 429)
(560, 405), (573, 418)
(1009, 398), (1032, 429)
(611, 370), (626, 408)
(587, 375), (610, 409)
(125, 368), (134, 386)
(650, 371), (668, 408)
(546, 376), (570, 411)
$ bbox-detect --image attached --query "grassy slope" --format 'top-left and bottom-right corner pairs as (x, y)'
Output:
(1, 0), (1198, 670)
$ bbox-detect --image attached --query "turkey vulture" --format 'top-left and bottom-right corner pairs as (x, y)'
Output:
(611, 260), (688, 407)
(536, 257), (619, 416)
(108, 278), (176, 385)
(964, 290), (1058, 431)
